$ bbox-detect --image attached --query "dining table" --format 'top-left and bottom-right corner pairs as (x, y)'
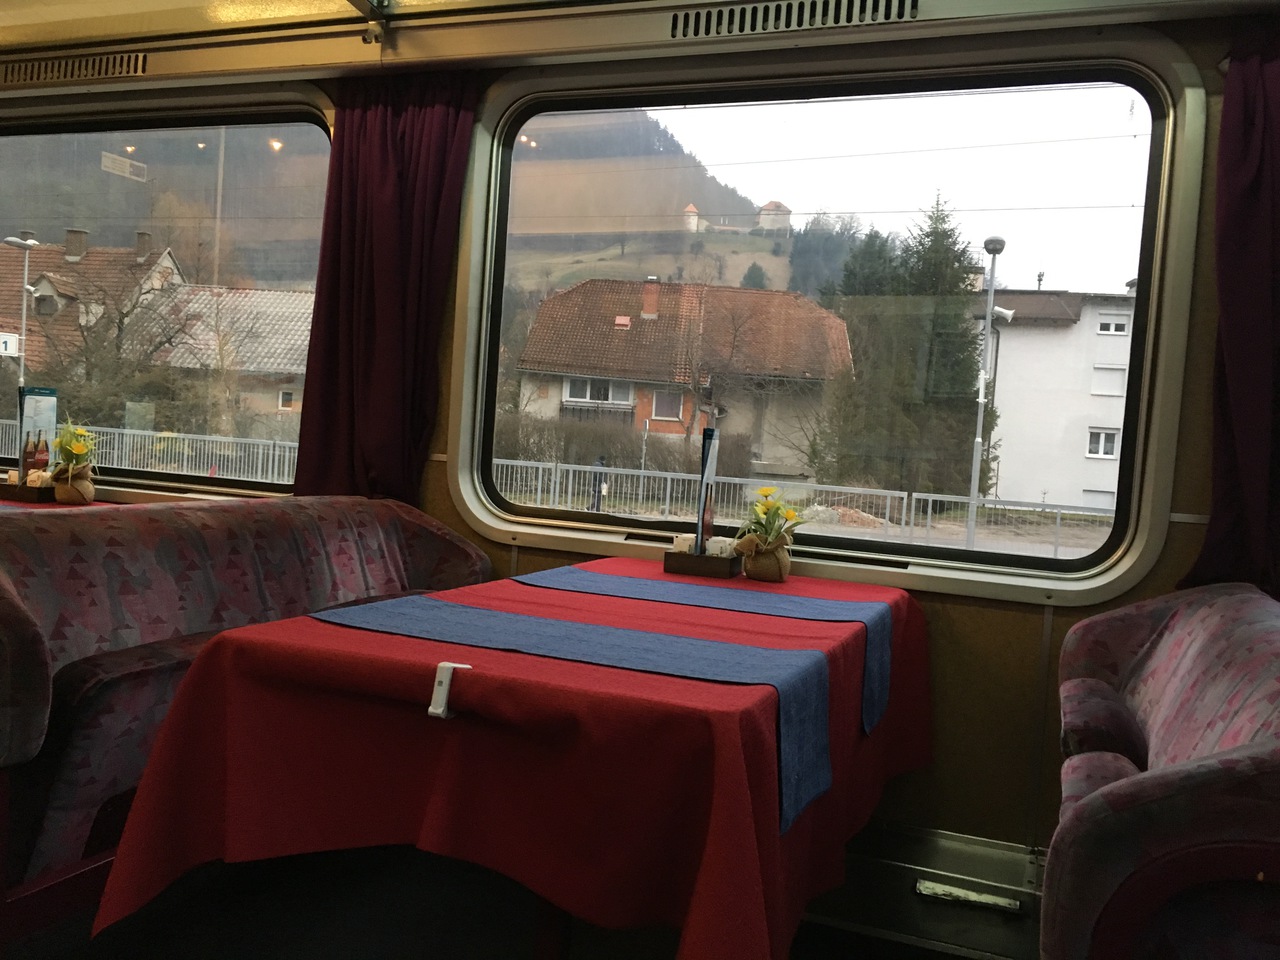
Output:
(93, 556), (932, 960)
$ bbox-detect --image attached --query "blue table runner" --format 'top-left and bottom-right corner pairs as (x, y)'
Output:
(514, 566), (891, 733)
(312, 595), (830, 832)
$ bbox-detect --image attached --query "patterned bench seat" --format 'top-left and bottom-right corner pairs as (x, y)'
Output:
(0, 495), (492, 940)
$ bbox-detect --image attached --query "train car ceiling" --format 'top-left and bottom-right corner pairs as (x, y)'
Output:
(0, 0), (1275, 80)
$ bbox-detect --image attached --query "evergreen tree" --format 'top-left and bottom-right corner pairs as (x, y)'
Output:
(899, 194), (981, 296)
(740, 262), (768, 289)
(815, 195), (994, 498)
(787, 213), (860, 300)
(839, 227), (901, 296)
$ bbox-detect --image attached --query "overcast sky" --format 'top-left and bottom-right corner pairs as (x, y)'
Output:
(648, 82), (1152, 295)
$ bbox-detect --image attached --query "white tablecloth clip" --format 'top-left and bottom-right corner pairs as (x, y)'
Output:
(428, 661), (472, 719)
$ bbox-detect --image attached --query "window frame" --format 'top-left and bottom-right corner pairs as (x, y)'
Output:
(1087, 428), (1121, 459)
(563, 377), (632, 406)
(652, 389), (683, 421)
(447, 29), (1205, 607)
(1090, 364), (1128, 397)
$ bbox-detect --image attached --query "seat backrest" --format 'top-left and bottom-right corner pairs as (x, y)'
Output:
(0, 495), (493, 767)
(1061, 581), (1280, 769)
(1124, 585), (1280, 767)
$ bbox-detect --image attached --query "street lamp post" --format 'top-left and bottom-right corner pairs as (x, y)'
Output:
(966, 236), (1005, 550)
(3, 235), (39, 454)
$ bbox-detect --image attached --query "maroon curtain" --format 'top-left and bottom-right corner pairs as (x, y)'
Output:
(294, 73), (479, 503)
(1182, 21), (1280, 598)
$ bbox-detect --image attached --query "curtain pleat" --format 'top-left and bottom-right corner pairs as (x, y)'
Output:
(1182, 21), (1280, 598)
(295, 73), (480, 503)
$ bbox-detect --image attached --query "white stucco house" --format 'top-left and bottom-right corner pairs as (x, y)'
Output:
(983, 285), (1137, 509)
(756, 200), (792, 235)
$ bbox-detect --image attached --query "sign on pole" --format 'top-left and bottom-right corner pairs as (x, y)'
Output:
(20, 386), (57, 451)
(101, 151), (148, 182)
(0, 333), (18, 356)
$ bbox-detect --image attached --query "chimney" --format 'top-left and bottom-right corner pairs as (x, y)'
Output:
(641, 276), (660, 320)
(64, 228), (88, 262)
(19, 230), (35, 243)
(135, 231), (153, 261)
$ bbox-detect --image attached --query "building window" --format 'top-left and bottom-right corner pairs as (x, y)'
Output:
(1090, 365), (1127, 397)
(1098, 316), (1130, 335)
(1088, 429), (1120, 458)
(653, 389), (683, 420)
(564, 378), (631, 405)
(0, 117), (329, 488)
(1082, 489), (1117, 509)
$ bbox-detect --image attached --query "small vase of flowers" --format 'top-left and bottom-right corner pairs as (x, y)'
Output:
(50, 419), (97, 505)
(733, 486), (805, 582)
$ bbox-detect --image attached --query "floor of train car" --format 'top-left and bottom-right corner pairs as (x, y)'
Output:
(12, 828), (1041, 960)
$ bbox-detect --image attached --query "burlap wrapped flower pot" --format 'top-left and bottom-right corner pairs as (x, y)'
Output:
(733, 532), (791, 582)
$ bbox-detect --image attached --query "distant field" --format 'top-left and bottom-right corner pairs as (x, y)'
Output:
(502, 230), (794, 293)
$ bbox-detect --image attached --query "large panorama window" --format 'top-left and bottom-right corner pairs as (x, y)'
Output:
(488, 77), (1157, 568)
(0, 121), (329, 488)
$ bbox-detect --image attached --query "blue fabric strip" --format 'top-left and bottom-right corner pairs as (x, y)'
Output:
(312, 595), (831, 832)
(514, 566), (891, 733)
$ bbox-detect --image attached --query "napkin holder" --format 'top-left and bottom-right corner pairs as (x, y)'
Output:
(0, 482), (55, 503)
(664, 535), (742, 578)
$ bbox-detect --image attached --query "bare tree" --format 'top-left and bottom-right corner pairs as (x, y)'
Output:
(30, 261), (203, 428)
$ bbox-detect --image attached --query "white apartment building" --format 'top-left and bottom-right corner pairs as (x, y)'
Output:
(984, 286), (1137, 509)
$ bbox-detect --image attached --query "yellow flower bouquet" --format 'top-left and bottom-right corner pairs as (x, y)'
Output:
(734, 486), (805, 581)
(51, 419), (96, 475)
(50, 419), (97, 504)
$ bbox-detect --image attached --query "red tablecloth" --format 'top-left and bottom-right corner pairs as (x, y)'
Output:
(94, 557), (931, 959)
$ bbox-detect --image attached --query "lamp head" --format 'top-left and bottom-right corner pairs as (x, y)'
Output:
(983, 236), (1006, 256)
(2, 237), (39, 251)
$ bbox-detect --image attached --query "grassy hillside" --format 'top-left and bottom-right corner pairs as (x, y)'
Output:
(504, 230), (794, 295)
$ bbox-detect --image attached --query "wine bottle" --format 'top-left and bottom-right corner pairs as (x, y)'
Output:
(33, 430), (49, 473)
(20, 431), (34, 481)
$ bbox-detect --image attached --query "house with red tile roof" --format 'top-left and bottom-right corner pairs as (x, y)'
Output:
(1, 230), (312, 442)
(0, 229), (184, 378)
(517, 277), (852, 467)
(757, 200), (792, 235)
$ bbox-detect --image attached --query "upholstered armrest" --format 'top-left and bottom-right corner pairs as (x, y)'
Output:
(1059, 677), (1148, 763)
(1041, 739), (1280, 960)
(395, 506), (495, 591)
(8, 632), (216, 883)
(0, 568), (51, 768)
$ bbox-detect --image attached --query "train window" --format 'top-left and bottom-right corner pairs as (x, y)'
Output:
(0, 120), (329, 489)
(479, 73), (1161, 575)
(450, 28), (1208, 603)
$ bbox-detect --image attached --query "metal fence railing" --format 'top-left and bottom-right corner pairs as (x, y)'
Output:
(908, 492), (1115, 559)
(492, 459), (909, 530)
(493, 458), (1118, 558)
(1, 419), (299, 484)
(1, 424), (1113, 557)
